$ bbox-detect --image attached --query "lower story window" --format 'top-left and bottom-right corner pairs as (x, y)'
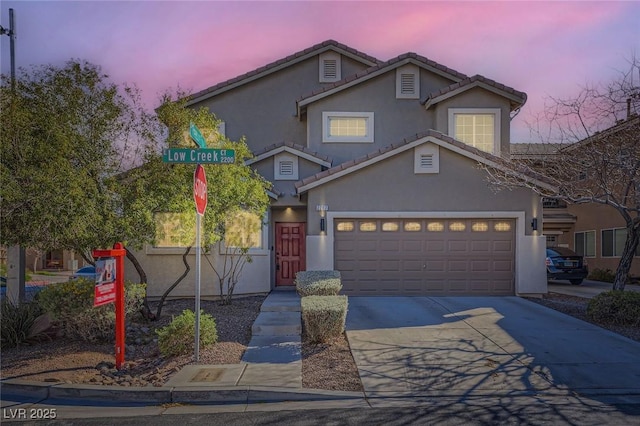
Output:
(574, 230), (596, 257)
(225, 211), (263, 249)
(154, 212), (195, 248)
(602, 228), (639, 257)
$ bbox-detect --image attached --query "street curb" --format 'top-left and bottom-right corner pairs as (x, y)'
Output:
(0, 379), (365, 405)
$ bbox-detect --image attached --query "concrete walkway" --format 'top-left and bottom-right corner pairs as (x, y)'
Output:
(164, 290), (303, 389)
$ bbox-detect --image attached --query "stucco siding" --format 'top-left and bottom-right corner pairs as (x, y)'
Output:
(305, 72), (436, 164)
(433, 88), (512, 155)
(124, 246), (271, 299)
(560, 203), (640, 276)
(305, 147), (538, 235)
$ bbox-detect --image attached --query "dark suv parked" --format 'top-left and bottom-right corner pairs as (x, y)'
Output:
(546, 247), (589, 285)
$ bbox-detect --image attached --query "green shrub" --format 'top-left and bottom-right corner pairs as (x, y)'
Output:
(588, 268), (616, 283)
(156, 309), (218, 357)
(587, 290), (640, 326)
(301, 295), (348, 343)
(296, 270), (342, 296)
(38, 278), (146, 342)
(1, 299), (51, 348)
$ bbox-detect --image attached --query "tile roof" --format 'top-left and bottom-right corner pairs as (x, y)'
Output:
(186, 40), (381, 106)
(422, 75), (527, 111)
(296, 52), (468, 111)
(248, 141), (332, 165)
(295, 129), (555, 193)
(510, 143), (566, 157)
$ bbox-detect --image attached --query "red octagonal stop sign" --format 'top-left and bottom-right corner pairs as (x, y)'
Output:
(193, 164), (207, 216)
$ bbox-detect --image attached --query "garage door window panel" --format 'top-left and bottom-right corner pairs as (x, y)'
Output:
(404, 221), (422, 232)
(359, 221), (377, 232)
(336, 221), (355, 232)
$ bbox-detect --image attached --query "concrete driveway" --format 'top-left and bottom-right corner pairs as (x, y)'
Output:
(346, 296), (640, 399)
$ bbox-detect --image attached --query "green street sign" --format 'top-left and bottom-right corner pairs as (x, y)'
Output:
(163, 148), (235, 164)
(189, 122), (207, 148)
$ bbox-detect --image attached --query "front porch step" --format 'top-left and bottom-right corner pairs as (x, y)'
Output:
(260, 291), (301, 312)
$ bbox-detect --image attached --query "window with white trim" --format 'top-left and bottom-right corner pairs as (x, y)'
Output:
(448, 108), (501, 154)
(274, 153), (298, 180)
(414, 144), (439, 174)
(574, 230), (596, 257)
(322, 112), (374, 143)
(601, 228), (639, 257)
(396, 65), (419, 99)
(225, 211), (264, 249)
(154, 212), (195, 248)
(319, 52), (341, 83)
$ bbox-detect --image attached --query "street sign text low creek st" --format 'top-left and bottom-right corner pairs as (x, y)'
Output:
(163, 148), (235, 164)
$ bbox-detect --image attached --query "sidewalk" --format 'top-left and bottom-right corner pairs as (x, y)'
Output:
(1, 290), (364, 406)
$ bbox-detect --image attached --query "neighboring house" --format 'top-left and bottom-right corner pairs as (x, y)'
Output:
(511, 114), (640, 278)
(128, 40), (549, 297)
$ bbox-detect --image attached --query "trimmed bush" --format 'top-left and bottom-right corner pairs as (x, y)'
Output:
(156, 309), (218, 357)
(1, 299), (51, 348)
(296, 270), (342, 296)
(301, 295), (348, 343)
(587, 290), (640, 326)
(588, 268), (616, 283)
(38, 278), (146, 342)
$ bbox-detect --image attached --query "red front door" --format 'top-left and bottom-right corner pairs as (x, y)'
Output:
(275, 222), (306, 286)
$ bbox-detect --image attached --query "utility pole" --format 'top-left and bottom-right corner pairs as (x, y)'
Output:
(1, 8), (25, 304)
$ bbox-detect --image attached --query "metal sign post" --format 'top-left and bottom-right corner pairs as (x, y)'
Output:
(193, 164), (207, 362)
(162, 122), (234, 362)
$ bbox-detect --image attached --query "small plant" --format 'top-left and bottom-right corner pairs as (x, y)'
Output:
(296, 270), (342, 296)
(587, 290), (640, 326)
(588, 268), (616, 283)
(301, 295), (348, 343)
(1, 299), (51, 348)
(156, 309), (218, 357)
(38, 278), (146, 342)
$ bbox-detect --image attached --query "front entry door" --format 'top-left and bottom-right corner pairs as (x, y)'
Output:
(275, 222), (306, 286)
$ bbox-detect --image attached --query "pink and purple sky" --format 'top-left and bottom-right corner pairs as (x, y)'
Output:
(1, 1), (638, 143)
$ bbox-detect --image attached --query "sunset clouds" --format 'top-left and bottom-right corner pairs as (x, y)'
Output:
(1, 1), (638, 142)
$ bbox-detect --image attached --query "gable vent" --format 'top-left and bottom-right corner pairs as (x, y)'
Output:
(323, 59), (337, 80)
(420, 154), (434, 168)
(279, 160), (294, 175)
(401, 73), (416, 95)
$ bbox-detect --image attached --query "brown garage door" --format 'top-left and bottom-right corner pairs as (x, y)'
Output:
(334, 218), (515, 296)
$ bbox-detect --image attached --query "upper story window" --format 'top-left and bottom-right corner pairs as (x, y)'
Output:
(319, 52), (341, 83)
(396, 65), (420, 99)
(448, 108), (501, 154)
(274, 152), (299, 180)
(322, 112), (374, 143)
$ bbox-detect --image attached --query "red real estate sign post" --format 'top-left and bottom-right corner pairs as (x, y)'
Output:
(92, 242), (126, 370)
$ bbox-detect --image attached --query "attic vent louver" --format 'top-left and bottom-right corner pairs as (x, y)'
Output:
(279, 160), (294, 175)
(420, 154), (433, 168)
(323, 59), (337, 80)
(401, 74), (415, 95)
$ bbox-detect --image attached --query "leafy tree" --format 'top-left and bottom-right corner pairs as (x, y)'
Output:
(484, 59), (640, 291)
(1, 60), (150, 258)
(134, 94), (271, 313)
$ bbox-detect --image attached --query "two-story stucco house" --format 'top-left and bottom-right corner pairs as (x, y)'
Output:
(128, 40), (550, 298)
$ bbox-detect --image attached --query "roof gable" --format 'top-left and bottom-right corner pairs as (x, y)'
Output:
(296, 52), (469, 116)
(422, 75), (527, 111)
(186, 40), (381, 106)
(295, 130), (555, 193)
(246, 141), (332, 168)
